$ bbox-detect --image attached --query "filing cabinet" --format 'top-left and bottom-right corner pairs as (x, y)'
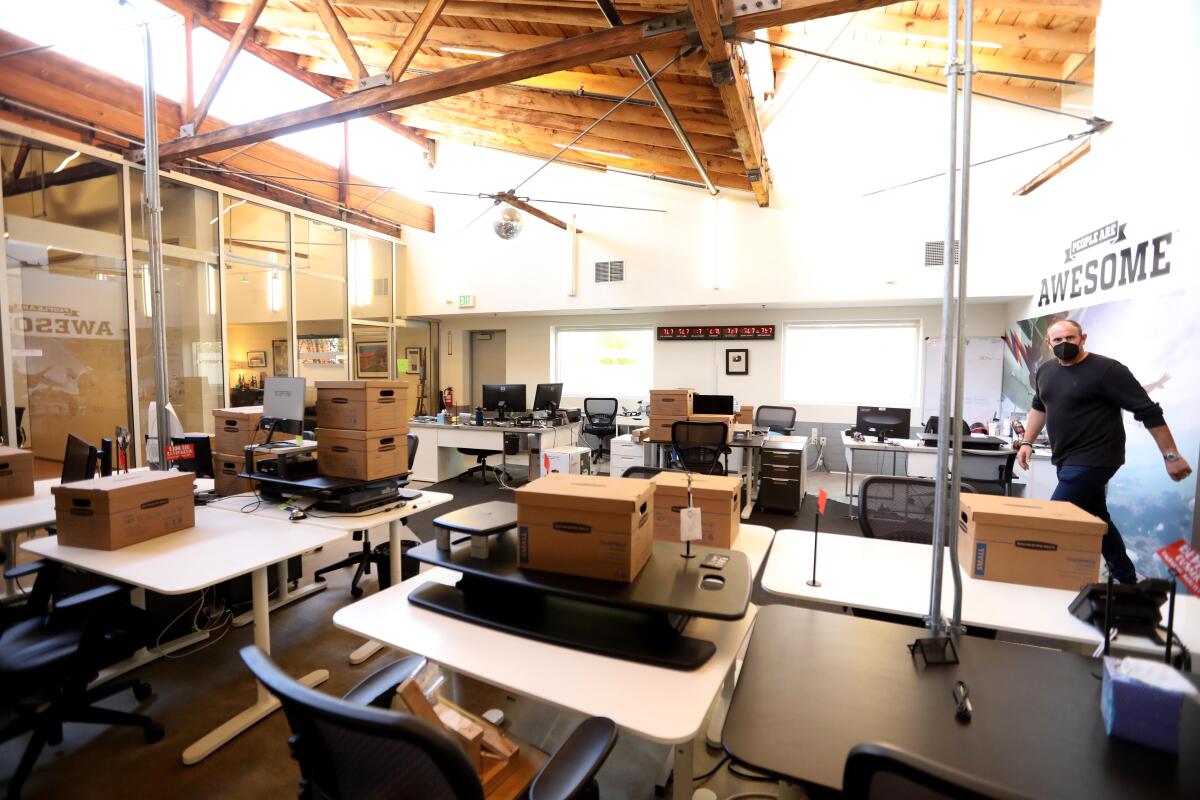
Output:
(756, 439), (807, 514)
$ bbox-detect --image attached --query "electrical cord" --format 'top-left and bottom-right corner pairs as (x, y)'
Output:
(728, 763), (777, 782)
(693, 754), (730, 782)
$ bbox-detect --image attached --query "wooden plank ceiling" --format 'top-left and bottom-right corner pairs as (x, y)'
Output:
(153, 0), (1097, 210)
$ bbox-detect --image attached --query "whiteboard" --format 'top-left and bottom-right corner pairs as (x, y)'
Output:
(922, 337), (1004, 428)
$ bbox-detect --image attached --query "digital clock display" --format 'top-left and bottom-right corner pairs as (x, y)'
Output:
(657, 325), (775, 341)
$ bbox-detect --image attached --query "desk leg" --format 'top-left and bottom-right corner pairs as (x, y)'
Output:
(348, 518), (412, 666)
(671, 739), (694, 800)
(2, 530), (22, 600)
(183, 567), (329, 765)
(231, 557), (326, 628)
(846, 451), (857, 520)
(705, 660), (738, 747)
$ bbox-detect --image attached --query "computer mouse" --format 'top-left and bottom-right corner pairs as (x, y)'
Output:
(289, 509), (307, 521)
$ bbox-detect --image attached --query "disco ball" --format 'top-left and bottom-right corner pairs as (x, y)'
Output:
(493, 207), (523, 240)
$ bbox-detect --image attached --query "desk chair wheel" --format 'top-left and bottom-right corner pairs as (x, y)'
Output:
(144, 722), (166, 743)
(133, 681), (153, 702)
(350, 585), (364, 599)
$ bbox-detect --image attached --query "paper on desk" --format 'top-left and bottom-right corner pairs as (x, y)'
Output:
(1116, 657), (1198, 694)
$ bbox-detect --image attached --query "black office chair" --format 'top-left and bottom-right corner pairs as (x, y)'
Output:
(621, 466), (663, 479)
(241, 646), (618, 800)
(858, 476), (975, 545)
(959, 450), (1017, 496)
(315, 433), (420, 598)
(1, 568), (164, 799)
(15, 406), (27, 448)
(669, 421), (730, 475)
(754, 405), (796, 434)
(582, 398), (618, 462)
(843, 742), (1017, 800)
(0, 560), (62, 633)
(924, 416), (972, 436)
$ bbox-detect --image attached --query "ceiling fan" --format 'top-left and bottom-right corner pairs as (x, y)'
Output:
(425, 189), (667, 239)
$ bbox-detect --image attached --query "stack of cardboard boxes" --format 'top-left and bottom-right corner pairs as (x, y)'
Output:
(315, 380), (408, 480)
(648, 388), (694, 442)
(211, 405), (264, 496)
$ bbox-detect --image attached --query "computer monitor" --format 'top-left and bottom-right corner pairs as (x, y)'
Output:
(263, 376), (306, 439)
(533, 383), (563, 412)
(693, 394), (735, 415)
(172, 435), (215, 479)
(482, 384), (527, 418)
(62, 433), (98, 484)
(855, 406), (912, 442)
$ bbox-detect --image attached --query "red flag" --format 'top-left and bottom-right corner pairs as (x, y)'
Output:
(817, 488), (828, 515)
(1158, 539), (1200, 596)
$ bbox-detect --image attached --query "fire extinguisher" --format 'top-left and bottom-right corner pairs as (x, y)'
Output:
(442, 386), (454, 411)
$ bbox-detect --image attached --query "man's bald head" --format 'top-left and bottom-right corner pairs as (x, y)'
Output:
(1048, 319), (1083, 337)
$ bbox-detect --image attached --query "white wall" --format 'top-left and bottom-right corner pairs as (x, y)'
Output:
(439, 302), (1008, 423)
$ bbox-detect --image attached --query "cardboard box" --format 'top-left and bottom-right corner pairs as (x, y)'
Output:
(213, 452), (254, 496)
(515, 474), (653, 582)
(213, 406), (263, 454)
(317, 427), (408, 481)
(540, 446), (592, 476)
(649, 389), (694, 417)
(648, 416), (688, 442)
(1102, 656), (1197, 754)
(52, 471), (196, 550)
(630, 427), (651, 444)
(687, 413), (736, 442)
(316, 380), (407, 431)
(0, 445), (34, 500)
(650, 471), (741, 548)
(737, 405), (754, 424)
(957, 494), (1105, 590)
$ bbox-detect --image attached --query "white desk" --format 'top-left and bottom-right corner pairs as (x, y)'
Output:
(763, 529), (1200, 659)
(615, 415), (649, 435)
(408, 421), (582, 483)
(207, 490), (454, 662)
(333, 524), (775, 800)
(23, 506), (345, 764)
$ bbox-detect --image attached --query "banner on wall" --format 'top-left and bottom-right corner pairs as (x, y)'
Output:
(1036, 220), (1174, 309)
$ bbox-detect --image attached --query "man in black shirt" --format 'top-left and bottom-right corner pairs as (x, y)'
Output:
(1014, 319), (1192, 583)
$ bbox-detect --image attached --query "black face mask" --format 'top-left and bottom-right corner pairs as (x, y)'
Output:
(1053, 341), (1080, 361)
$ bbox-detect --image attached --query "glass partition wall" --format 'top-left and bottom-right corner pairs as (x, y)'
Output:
(0, 126), (420, 467)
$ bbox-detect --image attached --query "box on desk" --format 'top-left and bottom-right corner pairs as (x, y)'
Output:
(648, 416), (687, 442)
(212, 406), (263, 454)
(687, 413), (735, 442)
(316, 427), (407, 481)
(213, 453), (254, 496)
(649, 389), (694, 417)
(0, 445), (34, 499)
(1102, 656), (1198, 754)
(957, 494), (1105, 591)
(650, 471), (741, 548)
(316, 380), (407, 431)
(515, 474), (653, 582)
(52, 471), (195, 550)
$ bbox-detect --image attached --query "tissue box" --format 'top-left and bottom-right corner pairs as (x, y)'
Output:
(1101, 656), (1197, 754)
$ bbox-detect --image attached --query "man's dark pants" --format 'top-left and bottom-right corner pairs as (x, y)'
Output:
(1051, 465), (1138, 584)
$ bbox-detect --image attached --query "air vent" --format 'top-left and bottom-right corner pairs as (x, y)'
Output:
(594, 260), (625, 283)
(373, 278), (389, 295)
(924, 241), (960, 267)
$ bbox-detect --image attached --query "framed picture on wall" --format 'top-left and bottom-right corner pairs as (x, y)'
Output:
(356, 341), (389, 378)
(404, 346), (422, 376)
(246, 350), (267, 369)
(725, 348), (749, 375)
(271, 339), (289, 376)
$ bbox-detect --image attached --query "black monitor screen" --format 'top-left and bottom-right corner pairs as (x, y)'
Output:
(693, 394), (735, 414)
(482, 384), (527, 413)
(62, 433), (98, 484)
(533, 383), (563, 411)
(172, 435), (215, 479)
(855, 406), (912, 441)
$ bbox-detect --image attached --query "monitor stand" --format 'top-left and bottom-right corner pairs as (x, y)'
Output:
(497, 401), (507, 421)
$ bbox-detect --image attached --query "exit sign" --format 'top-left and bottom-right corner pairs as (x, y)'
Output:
(458, 294), (475, 308)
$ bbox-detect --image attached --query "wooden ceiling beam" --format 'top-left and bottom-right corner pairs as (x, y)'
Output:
(189, 0), (269, 133)
(1013, 138), (1090, 196)
(849, 11), (1093, 54)
(498, 193), (573, 231)
(329, 0), (657, 26)
(312, 0), (369, 83)
(157, 0), (899, 162)
(388, 0), (449, 81)
(971, 0), (1100, 15)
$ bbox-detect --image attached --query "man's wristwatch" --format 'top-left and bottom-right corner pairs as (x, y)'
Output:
(1164, 451), (1182, 462)
(1017, 441), (1034, 449)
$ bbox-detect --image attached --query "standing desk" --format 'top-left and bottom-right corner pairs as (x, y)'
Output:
(762, 529), (1200, 658)
(723, 605), (1199, 798)
(23, 506), (345, 765)
(333, 524), (775, 800)
(206, 489), (454, 662)
(408, 420), (582, 483)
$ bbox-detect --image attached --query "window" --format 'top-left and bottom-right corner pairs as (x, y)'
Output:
(783, 322), (919, 407)
(554, 328), (654, 398)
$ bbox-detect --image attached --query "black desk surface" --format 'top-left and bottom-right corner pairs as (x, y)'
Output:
(407, 532), (752, 620)
(723, 605), (1199, 798)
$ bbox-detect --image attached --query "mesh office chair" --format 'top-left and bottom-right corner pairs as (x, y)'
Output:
(457, 428), (518, 484)
(582, 398), (618, 462)
(754, 405), (796, 434)
(315, 433), (420, 598)
(1, 570), (164, 799)
(858, 476), (975, 544)
(843, 743), (1017, 800)
(241, 646), (618, 800)
(621, 466), (663, 479)
(670, 421), (730, 475)
(959, 450), (1017, 496)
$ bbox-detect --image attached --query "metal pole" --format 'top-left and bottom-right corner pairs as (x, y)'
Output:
(928, 0), (960, 633)
(949, 0), (976, 630)
(141, 20), (171, 469)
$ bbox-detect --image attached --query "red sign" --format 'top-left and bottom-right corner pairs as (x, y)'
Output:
(1157, 539), (1200, 596)
(817, 488), (828, 515)
(164, 443), (195, 463)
